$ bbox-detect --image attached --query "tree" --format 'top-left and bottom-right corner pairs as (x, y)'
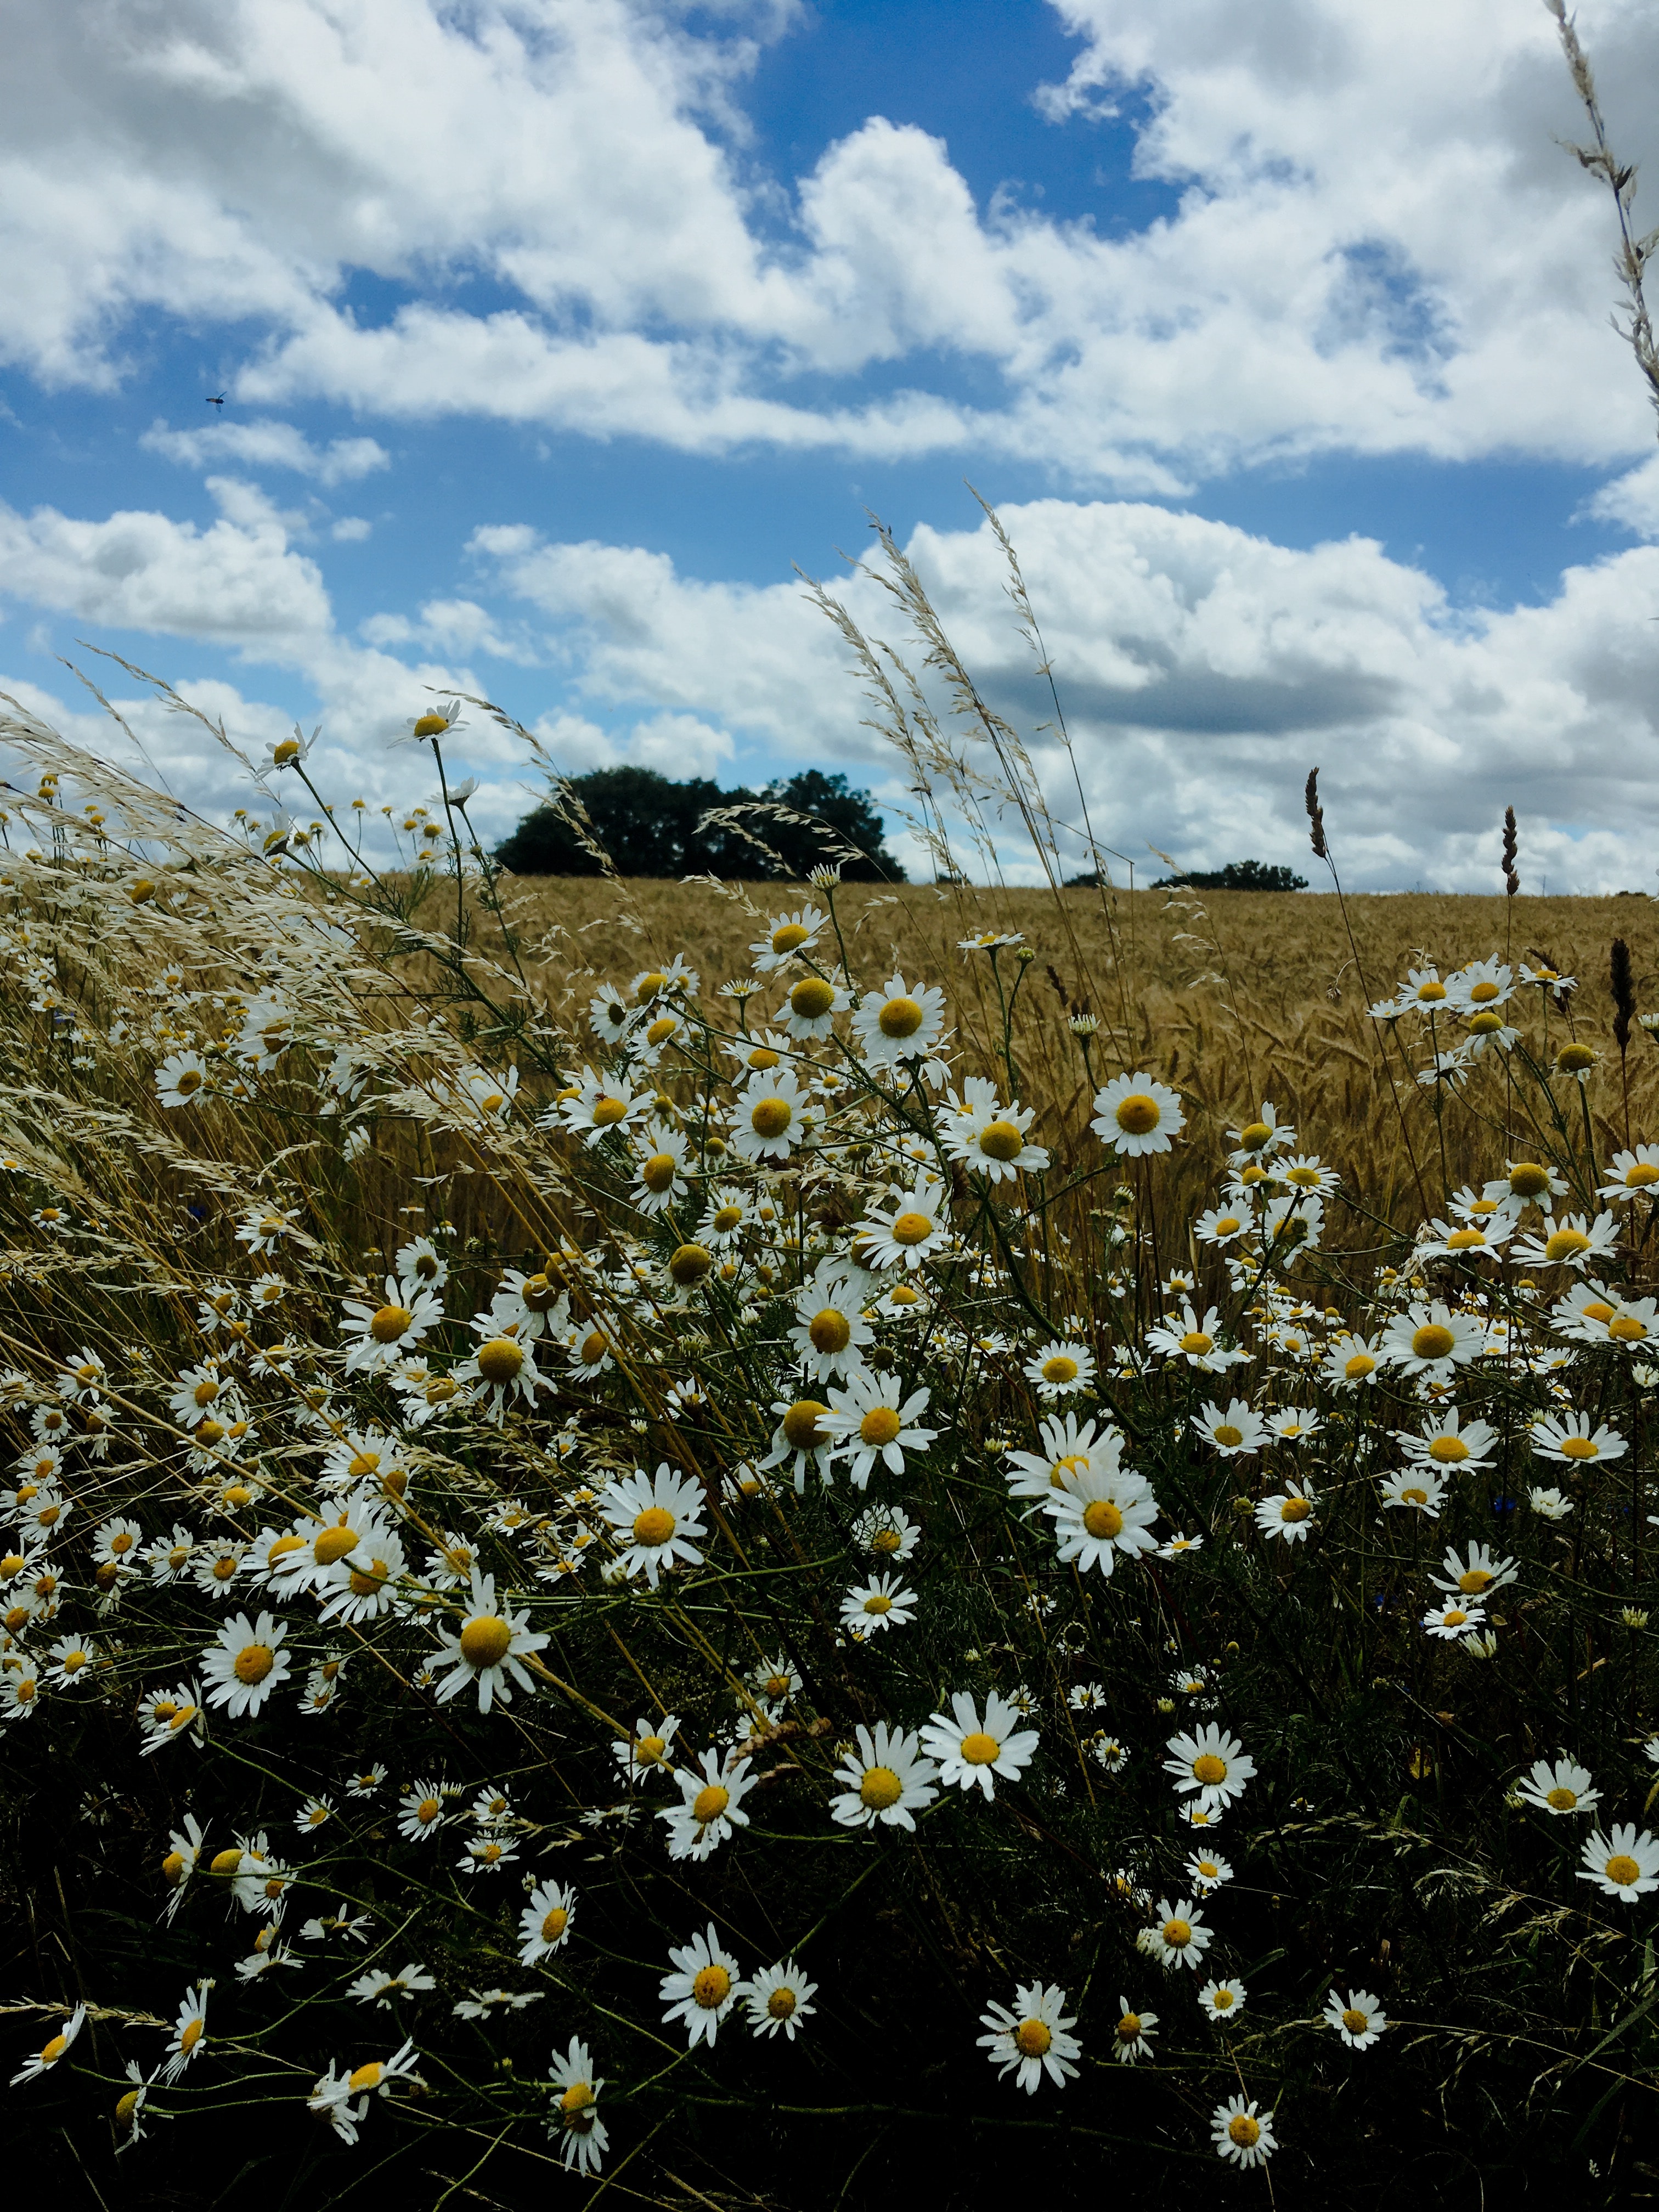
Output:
(494, 765), (905, 881)
(1153, 859), (1308, 893)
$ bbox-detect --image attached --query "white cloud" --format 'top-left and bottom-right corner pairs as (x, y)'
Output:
(473, 498), (1659, 894)
(142, 417), (390, 484)
(2, 0), (1655, 479)
(1582, 453), (1659, 538)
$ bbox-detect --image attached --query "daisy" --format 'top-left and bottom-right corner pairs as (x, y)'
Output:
(1516, 1755), (1600, 1816)
(1396, 1408), (1498, 1470)
(729, 1067), (812, 1163)
(853, 1502), (921, 1561)
(1531, 1413), (1627, 1466)
(839, 1572), (917, 1638)
(660, 1925), (742, 2048)
(1322, 1332), (1383, 1389)
(318, 1525), (409, 1627)
(1431, 1542), (1518, 1600)
(1326, 1987), (1388, 2048)
(658, 1747), (756, 1861)
(1254, 1483), (1316, 1543)
(1111, 1996), (1157, 2064)
(597, 1465), (707, 1588)
(977, 1982), (1081, 2094)
(518, 1881), (579, 1965)
(347, 1962), (436, 2007)
(155, 1048), (212, 1109)
(1164, 1725), (1256, 1811)
(851, 973), (947, 1066)
(140, 1684), (206, 1757)
(1600, 1146), (1659, 1201)
(1091, 1072), (1184, 1157)
(548, 2036), (608, 2176)
(1199, 1979), (1247, 2024)
(339, 1277), (443, 1375)
(10, 2002), (86, 2087)
(702, 1184), (754, 1248)
(1212, 2095), (1277, 2168)
(943, 1097), (1050, 1182)
(762, 1397), (836, 1489)
(556, 1068), (650, 1148)
(1379, 1468), (1447, 1516)
(1186, 1850), (1234, 1893)
(750, 905), (828, 972)
(787, 1263), (876, 1381)
(751, 1656), (802, 1712)
(1511, 1210), (1621, 1272)
(857, 1176), (951, 1271)
(629, 1125), (690, 1216)
(780, 970), (849, 1041)
(830, 1722), (938, 1830)
(1024, 1339), (1097, 1399)
(611, 1713), (681, 1784)
(200, 1611), (291, 1718)
(1266, 1408), (1322, 1445)
(44, 1633), (98, 1689)
(1423, 1601), (1487, 1641)
(1147, 1897), (1212, 1971)
(430, 1571), (549, 1713)
(397, 1783), (450, 1843)
(161, 1982), (211, 2084)
(741, 1957), (818, 2040)
(1529, 1485), (1574, 1520)
(307, 2041), (421, 2146)
(1047, 1467), (1160, 1576)
(1194, 1204), (1251, 1246)
(818, 1371), (937, 1487)
(921, 1690), (1040, 1799)
(453, 1327), (543, 1423)
(1192, 1399), (1266, 1457)
(1380, 1301), (1486, 1376)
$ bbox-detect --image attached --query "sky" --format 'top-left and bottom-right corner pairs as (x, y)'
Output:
(4, 0), (1659, 891)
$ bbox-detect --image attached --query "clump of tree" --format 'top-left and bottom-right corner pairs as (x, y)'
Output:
(1155, 859), (1309, 892)
(494, 766), (905, 881)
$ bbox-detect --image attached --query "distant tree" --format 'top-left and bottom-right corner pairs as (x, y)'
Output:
(1153, 859), (1308, 893)
(494, 765), (905, 881)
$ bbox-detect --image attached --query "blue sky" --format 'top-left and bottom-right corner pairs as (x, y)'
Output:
(3, 0), (1659, 890)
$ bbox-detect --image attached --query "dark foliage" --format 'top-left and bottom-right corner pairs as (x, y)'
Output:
(494, 766), (904, 882)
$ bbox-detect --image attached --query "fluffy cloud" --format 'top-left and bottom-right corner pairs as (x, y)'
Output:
(142, 417), (390, 484)
(2, 0), (1656, 479)
(472, 498), (1659, 894)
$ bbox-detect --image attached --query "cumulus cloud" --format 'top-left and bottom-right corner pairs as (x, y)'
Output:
(2, 0), (1655, 479)
(142, 417), (390, 484)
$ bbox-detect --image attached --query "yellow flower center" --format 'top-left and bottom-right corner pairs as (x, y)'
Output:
(1446, 1229), (1485, 1250)
(790, 977), (837, 1022)
(645, 1014), (678, 1047)
(960, 1730), (1000, 1765)
(633, 1506), (678, 1550)
(1212, 1424), (1243, 1448)
(1560, 1435), (1599, 1459)
(1042, 1354), (1079, 1384)
(1611, 1314), (1648, 1341)
(751, 1097), (793, 1139)
(1557, 1043), (1596, 1073)
(862, 1593), (893, 1615)
(1410, 1323), (1455, 1360)
(210, 1847), (244, 1877)
(1083, 1499), (1124, 1540)
(477, 1338), (524, 1386)
(1228, 2113), (1260, 2148)
(116, 2088), (142, 2124)
(1344, 1353), (1375, 1379)
(1469, 1011), (1505, 1035)
(1458, 1568), (1493, 1594)
(978, 1120), (1024, 1162)
(591, 1095), (629, 1127)
(669, 1242), (712, 1285)
(233, 1643), (274, 1685)
(1163, 1917), (1192, 1948)
(810, 1307), (852, 1354)
(412, 712), (450, 738)
(860, 1407), (902, 1447)
(1545, 1786), (1578, 1811)
(1193, 1754), (1227, 1785)
(1545, 1228), (1591, 1262)
(1116, 2012), (1142, 2041)
(459, 1615), (513, 1669)
(1280, 1497), (1312, 1523)
(635, 972), (667, 1002)
(767, 1987), (798, 2020)
(1401, 1485), (1429, 1506)
(1442, 1609), (1469, 1628)
(693, 1965), (731, 2009)
(712, 1205), (743, 1234)
(416, 1798), (441, 1824)
(313, 1525), (359, 1566)
(1468, 980), (1500, 1003)
(1179, 1331), (1214, 1356)
(1606, 1854), (1641, 1886)
(348, 2059), (385, 2093)
(1014, 2019), (1052, 2057)
(783, 1400), (829, 1452)
(1238, 1120), (1271, 1150)
(1625, 1163), (1659, 1188)
(1427, 1436), (1468, 1464)
(878, 995), (924, 1039)
(1213, 1988), (1235, 2011)
(692, 1784), (730, 1825)
(541, 1906), (569, 1942)
(860, 1766), (903, 1809)
(579, 1330), (610, 1366)
(1415, 980), (1446, 1002)
(1214, 1216), (1242, 1235)
(771, 922), (811, 955)
(641, 1151), (678, 1193)
(1114, 1093), (1160, 1136)
(350, 1557), (392, 1596)
(370, 1304), (413, 1344)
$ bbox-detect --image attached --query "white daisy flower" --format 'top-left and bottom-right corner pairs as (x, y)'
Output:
(1422, 1600), (1487, 1641)
(1146, 1896), (1212, 1971)
(921, 1690), (1039, 1799)
(340, 1277), (443, 1375)
(817, 1370), (937, 1487)
(611, 1713), (681, 1784)
(658, 1748), (755, 1862)
(1531, 1413), (1627, 1466)
(1163, 1725), (1256, 1810)
(1212, 2094), (1276, 2167)
(1379, 1301), (1487, 1376)
(1111, 1995), (1157, 2064)
(597, 1464), (707, 1588)
(429, 1571), (549, 1713)
(857, 1175), (951, 1271)
(839, 1572), (917, 1638)
(1516, 1756), (1600, 1816)
(1254, 1482), (1315, 1544)
(749, 905), (828, 972)
(1579, 1824), (1659, 1901)
(1023, 1339), (1097, 1399)
(1431, 1542), (1517, 1601)
(740, 1956), (818, 2039)
(200, 1611), (291, 1718)
(786, 1262), (876, 1381)
(1047, 1466), (1160, 1576)
(1378, 1467), (1447, 1516)
(548, 2035), (608, 2175)
(729, 1066), (812, 1163)
(659, 1924), (742, 2048)
(10, 2002), (85, 2087)
(1325, 1987), (1388, 2047)
(1191, 1398), (1266, 1457)
(1198, 1978), (1247, 2024)
(1091, 1071), (1184, 1157)
(830, 1722), (938, 1830)
(850, 973), (947, 1066)
(976, 1981), (1081, 2094)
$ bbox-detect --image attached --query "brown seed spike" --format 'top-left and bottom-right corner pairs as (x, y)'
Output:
(1611, 936), (1635, 1053)
(1304, 768), (1328, 862)
(1502, 804), (1520, 898)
